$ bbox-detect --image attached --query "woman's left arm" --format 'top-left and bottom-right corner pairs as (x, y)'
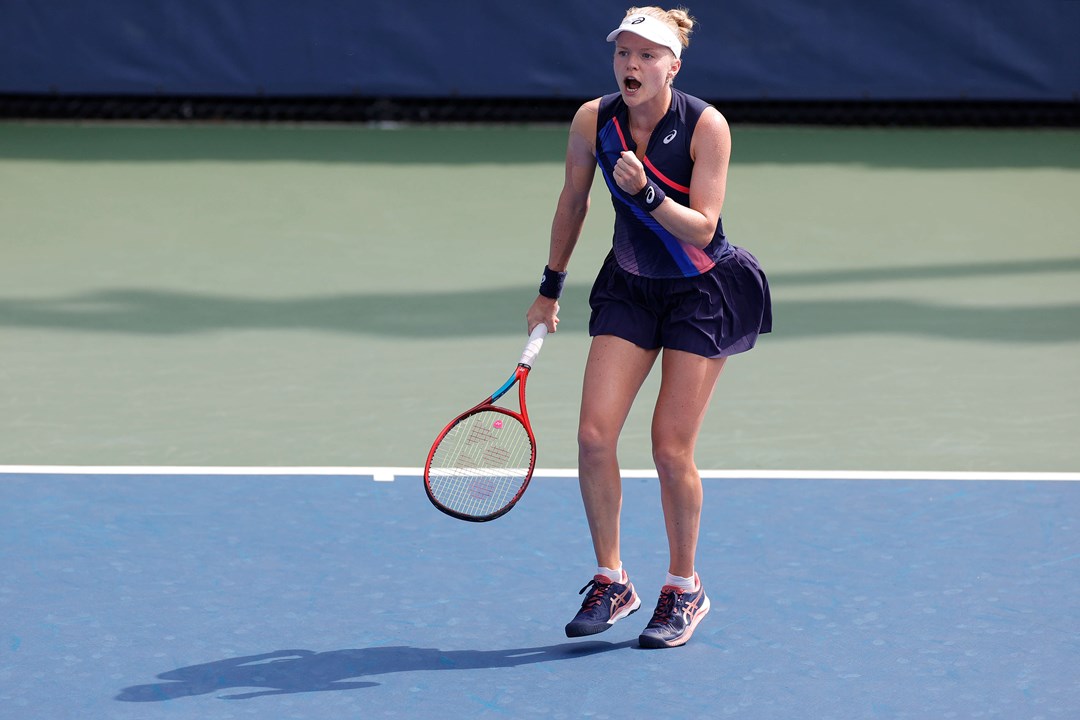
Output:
(614, 107), (730, 249)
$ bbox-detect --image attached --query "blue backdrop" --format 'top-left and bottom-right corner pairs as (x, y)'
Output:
(2, 1), (1077, 100)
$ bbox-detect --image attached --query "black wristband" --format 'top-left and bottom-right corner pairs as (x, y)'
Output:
(632, 178), (666, 213)
(538, 265), (566, 299)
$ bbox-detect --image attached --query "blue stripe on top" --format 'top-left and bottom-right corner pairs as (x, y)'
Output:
(594, 89), (730, 279)
(595, 151), (702, 277)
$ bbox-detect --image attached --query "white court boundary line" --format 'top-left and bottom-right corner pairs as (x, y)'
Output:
(1, 466), (1078, 482)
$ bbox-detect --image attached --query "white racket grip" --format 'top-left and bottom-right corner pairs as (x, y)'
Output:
(519, 324), (549, 367)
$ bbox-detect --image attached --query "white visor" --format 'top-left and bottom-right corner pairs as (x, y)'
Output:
(606, 14), (682, 59)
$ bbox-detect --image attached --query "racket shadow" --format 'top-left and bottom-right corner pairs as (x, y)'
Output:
(115, 640), (634, 701)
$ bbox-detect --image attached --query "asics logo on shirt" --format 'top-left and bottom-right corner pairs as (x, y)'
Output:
(663, 129), (678, 144)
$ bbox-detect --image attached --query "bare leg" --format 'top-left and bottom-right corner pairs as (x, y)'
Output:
(577, 335), (658, 570)
(651, 349), (726, 578)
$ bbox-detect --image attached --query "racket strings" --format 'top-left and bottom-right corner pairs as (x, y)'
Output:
(428, 409), (533, 517)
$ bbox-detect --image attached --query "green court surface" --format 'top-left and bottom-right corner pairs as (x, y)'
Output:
(1, 121), (1078, 471)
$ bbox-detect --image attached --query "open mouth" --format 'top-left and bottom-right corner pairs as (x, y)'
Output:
(623, 77), (642, 94)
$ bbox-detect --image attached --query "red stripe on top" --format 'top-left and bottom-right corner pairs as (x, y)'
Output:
(613, 117), (691, 195)
(612, 118), (691, 194)
(683, 244), (716, 274)
(643, 156), (691, 194)
(612, 117), (630, 150)
(610, 115), (714, 275)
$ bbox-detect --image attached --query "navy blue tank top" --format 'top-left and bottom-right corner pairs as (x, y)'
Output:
(595, 88), (730, 278)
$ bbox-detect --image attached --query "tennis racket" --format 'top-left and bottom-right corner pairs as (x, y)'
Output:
(424, 324), (548, 522)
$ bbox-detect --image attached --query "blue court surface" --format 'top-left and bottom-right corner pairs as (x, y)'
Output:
(3, 468), (1079, 719)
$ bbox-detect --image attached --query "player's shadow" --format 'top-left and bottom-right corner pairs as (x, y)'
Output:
(115, 641), (633, 701)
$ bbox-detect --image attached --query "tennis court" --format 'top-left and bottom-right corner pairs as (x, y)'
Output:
(2, 121), (1079, 717)
(3, 123), (1078, 471)
(2, 468), (1078, 718)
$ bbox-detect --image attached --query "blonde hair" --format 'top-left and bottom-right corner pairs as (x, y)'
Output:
(624, 6), (696, 51)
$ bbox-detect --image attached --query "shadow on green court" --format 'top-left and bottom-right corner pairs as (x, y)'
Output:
(774, 257), (1080, 286)
(3, 258), (1080, 342)
(2, 123), (1079, 169)
(732, 127), (1080, 169)
(0, 124), (567, 165)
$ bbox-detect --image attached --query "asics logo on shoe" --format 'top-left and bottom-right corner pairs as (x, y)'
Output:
(673, 592), (705, 624)
(566, 576), (640, 638)
(638, 580), (710, 649)
(610, 586), (632, 612)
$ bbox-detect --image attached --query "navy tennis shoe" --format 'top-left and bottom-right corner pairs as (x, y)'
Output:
(564, 574), (641, 637)
(638, 576), (711, 649)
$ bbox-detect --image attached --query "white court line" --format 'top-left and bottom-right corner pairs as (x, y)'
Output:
(0, 465), (413, 482)
(0, 466), (1078, 482)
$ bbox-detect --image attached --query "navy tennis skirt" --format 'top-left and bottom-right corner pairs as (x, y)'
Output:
(588, 246), (773, 358)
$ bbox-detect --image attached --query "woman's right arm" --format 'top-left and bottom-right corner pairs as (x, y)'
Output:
(527, 100), (599, 334)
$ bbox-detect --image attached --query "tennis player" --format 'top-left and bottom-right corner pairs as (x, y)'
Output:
(526, 6), (772, 649)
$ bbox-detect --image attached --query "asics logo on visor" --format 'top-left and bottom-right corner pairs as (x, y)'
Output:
(631, 16), (646, 24)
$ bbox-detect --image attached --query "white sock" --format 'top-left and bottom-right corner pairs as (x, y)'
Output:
(597, 564), (625, 584)
(664, 571), (698, 592)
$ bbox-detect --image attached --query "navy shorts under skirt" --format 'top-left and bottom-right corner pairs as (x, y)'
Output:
(588, 246), (773, 358)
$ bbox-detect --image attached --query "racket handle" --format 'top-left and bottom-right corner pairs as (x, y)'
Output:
(520, 324), (548, 368)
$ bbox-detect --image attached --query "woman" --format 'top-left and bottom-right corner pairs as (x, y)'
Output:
(526, 7), (771, 649)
